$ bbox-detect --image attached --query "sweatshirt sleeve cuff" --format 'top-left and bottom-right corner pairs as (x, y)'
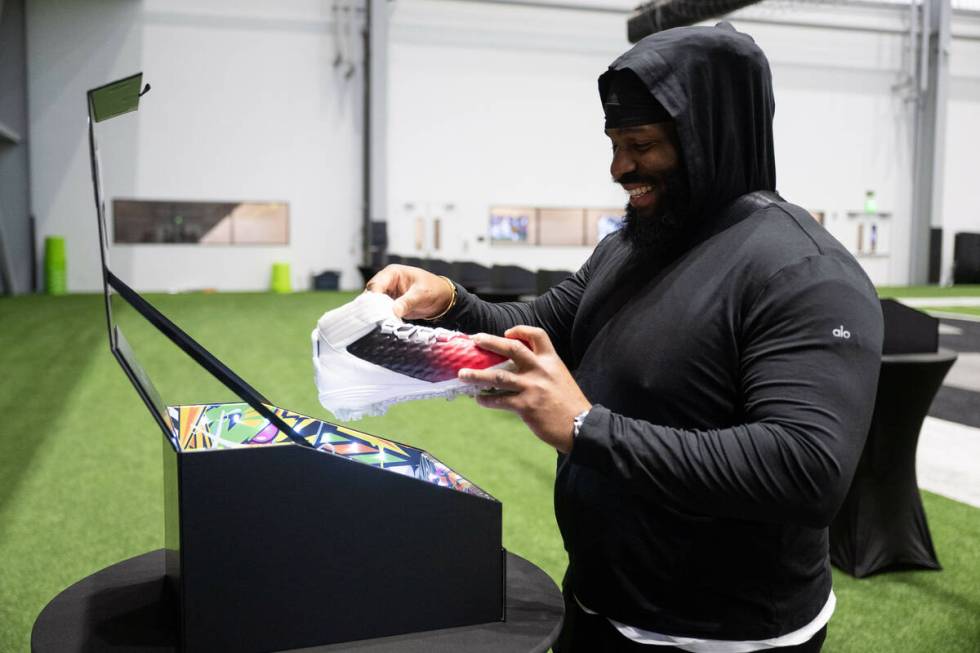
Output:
(430, 281), (477, 329)
(569, 404), (612, 471)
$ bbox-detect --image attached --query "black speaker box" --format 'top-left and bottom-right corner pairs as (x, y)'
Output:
(953, 232), (980, 284)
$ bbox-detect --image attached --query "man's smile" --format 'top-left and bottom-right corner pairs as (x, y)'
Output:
(623, 183), (656, 209)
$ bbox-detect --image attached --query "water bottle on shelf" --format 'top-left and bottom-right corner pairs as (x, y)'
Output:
(864, 190), (877, 215)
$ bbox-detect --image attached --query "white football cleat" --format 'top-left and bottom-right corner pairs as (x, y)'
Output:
(313, 292), (513, 421)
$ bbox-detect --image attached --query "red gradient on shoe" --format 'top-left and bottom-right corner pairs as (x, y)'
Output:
(344, 327), (510, 383)
(429, 334), (508, 378)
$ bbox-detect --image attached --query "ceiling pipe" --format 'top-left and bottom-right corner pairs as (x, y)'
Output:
(628, 0), (763, 42)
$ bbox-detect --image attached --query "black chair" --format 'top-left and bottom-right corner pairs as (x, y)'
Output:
(829, 301), (956, 577)
(451, 261), (491, 293)
(426, 258), (453, 278)
(480, 265), (536, 301)
(357, 266), (377, 286)
(536, 269), (574, 296)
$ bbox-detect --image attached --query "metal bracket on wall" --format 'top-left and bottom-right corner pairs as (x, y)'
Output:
(0, 204), (13, 295)
(910, 0), (952, 284)
(0, 121), (20, 143)
(0, 0), (30, 295)
(0, 0), (11, 294)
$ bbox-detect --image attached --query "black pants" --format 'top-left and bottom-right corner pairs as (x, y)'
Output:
(553, 590), (827, 653)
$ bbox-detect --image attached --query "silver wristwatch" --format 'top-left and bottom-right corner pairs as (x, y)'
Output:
(572, 408), (591, 439)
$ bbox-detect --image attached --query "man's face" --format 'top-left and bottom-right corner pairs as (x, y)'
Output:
(605, 122), (680, 219)
(606, 122), (692, 259)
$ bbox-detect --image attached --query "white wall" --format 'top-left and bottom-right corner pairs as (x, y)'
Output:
(27, 0), (980, 290)
(28, 0), (143, 291)
(387, 0), (628, 273)
(744, 3), (915, 286)
(943, 12), (980, 282)
(386, 0), (979, 286)
(28, 0), (363, 292)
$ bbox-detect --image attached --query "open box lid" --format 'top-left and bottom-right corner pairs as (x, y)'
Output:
(86, 74), (495, 500)
(86, 73), (314, 451)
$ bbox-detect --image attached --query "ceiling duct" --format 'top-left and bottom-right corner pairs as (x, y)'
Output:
(628, 0), (763, 42)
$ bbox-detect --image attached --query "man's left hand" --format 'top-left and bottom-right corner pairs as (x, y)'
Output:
(458, 326), (591, 454)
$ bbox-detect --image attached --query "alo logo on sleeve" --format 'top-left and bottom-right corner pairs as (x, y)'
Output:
(832, 325), (851, 339)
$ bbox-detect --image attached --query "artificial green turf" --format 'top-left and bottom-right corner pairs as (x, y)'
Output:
(0, 292), (564, 651)
(1, 293), (978, 652)
(926, 306), (980, 318)
(877, 285), (980, 298)
(829, 491), (980, 652)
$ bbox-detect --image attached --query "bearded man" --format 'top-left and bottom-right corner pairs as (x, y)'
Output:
(367, 23), (883, 652)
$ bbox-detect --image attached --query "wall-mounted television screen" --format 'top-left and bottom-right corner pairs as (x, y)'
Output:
(489, 207), (535, 244)
(586, 208), (624, 246)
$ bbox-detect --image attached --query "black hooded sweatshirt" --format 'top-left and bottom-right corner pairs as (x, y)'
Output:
(436, 23), (883, 640)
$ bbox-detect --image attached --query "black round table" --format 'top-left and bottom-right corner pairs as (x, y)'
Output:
(32, 550), (564, 653)
(829, 350), (957, 578)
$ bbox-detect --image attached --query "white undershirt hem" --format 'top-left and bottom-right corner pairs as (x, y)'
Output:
(574, 590), (835, 652)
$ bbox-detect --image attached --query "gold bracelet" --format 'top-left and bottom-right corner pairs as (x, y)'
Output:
(424, 276), (457, 321)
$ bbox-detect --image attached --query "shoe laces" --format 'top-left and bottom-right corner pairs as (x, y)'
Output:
(379, 319), (459, 345)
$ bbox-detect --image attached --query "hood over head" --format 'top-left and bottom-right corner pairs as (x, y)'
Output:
(599, 22), (776, 218)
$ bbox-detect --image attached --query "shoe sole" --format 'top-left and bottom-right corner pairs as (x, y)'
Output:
(313, 328), (515, 421)
(317, 362), (513, 421)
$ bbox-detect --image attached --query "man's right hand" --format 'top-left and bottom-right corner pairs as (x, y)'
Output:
(365, 265), (455, 320)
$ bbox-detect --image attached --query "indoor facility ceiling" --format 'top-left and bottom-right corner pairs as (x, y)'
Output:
(467, 0), (980, 14)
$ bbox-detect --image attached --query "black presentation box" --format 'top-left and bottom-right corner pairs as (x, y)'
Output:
(163, 404), (504, 652)
(86, 74), (504, 652)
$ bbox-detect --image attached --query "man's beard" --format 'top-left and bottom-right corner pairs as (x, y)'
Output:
(620, 168), (696, 263)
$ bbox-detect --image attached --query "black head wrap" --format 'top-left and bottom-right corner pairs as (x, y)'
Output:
(602, 69), (671, 130)
(599, 23), (776, 215)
